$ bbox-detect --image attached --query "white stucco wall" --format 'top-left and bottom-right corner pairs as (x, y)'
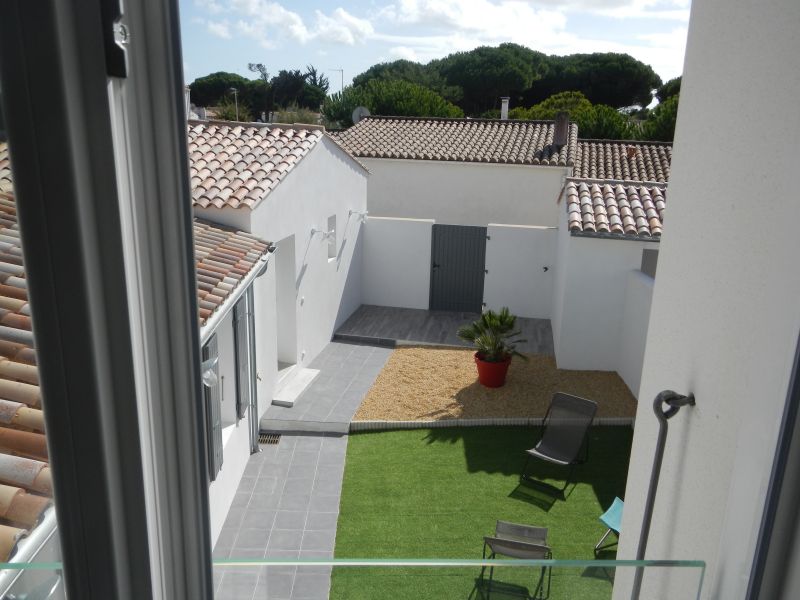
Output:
(612, 1), (800, 598)
(617, 270), (654, 399)
(362, 216), (433, 310)
(484, 224), (556, 319)
(553, 232), (658, 373)
(363, 158), (566, 227)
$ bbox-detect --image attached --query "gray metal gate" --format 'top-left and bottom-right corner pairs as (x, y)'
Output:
(430, 224), (487, 312)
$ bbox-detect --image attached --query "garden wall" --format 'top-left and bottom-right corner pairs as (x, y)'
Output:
(484, 224), (556, 319)
(362, 216), (434, 310)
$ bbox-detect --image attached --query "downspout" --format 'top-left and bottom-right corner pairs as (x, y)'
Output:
(632, 389), (696, 599)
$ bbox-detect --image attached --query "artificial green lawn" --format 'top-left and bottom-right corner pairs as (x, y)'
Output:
(330, 426), (633, 600)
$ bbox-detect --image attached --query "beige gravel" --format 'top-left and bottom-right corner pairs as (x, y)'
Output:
(353, 346), (637, 421)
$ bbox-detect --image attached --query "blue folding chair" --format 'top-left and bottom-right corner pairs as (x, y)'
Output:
(594, 497), (623, 556)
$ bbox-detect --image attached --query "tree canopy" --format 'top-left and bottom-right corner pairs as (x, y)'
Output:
(642, 94), (679, 141)
(189, 72), (251, 107)
(351, 45), (662, 116)
(322, 79), (463, 127)
(656, 76), (681, 103)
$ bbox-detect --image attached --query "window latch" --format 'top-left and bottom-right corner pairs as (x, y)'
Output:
(100, 0), (129, 77)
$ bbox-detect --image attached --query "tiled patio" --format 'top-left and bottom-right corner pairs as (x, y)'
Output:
(214, 433), (346, 599)
(263, 342), (393, 433)
(335, 305), (555, 355)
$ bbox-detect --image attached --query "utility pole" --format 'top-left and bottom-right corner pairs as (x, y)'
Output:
(229, 87), (239, 121)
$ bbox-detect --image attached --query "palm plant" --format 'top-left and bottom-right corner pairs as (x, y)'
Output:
(457, 307), (527, 363)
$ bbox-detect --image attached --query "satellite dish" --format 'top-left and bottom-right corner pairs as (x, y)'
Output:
(352, 106), (371, 124)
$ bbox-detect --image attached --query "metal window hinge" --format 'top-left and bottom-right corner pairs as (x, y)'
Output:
(486, 235), (491, 240)
(484, 269), (489, 274)
(100, 0), (129, 77)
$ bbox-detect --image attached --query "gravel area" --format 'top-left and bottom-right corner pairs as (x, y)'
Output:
(353, 346), (637, 421)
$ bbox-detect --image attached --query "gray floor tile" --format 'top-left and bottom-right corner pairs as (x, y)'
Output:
(223, 506), (245, 530)
(268, 529), (304, 551)
(279, 493), (311, 511)
(235, 528), (270, 550)
(254, 572), (294, 599)
(250, 493), (282, 510)
(308, 494), (341, 513)
(301, 530), (335, 552)
(312, 478), (342, 496)
(314, 464), (344, 482)
(273, 510), (308, 530)
(228, 548), (266, 560)
(216, 572), (259, 600)
(237, 477), (257, 493)
(287, 464), (317, 479)
(291, 450), (321, 466)
(241, 509), (277, 530)
(291, 573), (331, 600)
(305, 512), (338, 531)
(283, 478), (315, 496)
(254, 477), (278, 495)
(232, 492), (252, 508)
(216, 527), (238, 550)
(264, 548), (300, 559)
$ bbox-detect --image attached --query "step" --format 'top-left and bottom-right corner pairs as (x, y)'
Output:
(259, 418), (349, 435)
(272, 367), (320, 407)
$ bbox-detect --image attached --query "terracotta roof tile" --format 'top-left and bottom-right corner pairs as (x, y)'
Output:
(574, 140), (672, 183)
(0, 141), (271, 560)
(334, 116), (578, 167)
(565, 179), (666, 238)
(188, 121), (325, 209)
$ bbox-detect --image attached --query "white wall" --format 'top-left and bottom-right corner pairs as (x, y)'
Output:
(613, 1), (800, 598)
(617, 270), (654, 399)
(484, 224), (556, 319)
(363, 158), (566, 227)
(362, 216), (433, 310)
(553, 232), (658, 373)
(247, 136), (367, 392)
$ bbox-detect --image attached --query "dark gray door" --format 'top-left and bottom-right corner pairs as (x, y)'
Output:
(430, 224), (487, 312)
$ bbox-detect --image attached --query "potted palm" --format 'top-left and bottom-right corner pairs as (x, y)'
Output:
(457, 307), (527, 388)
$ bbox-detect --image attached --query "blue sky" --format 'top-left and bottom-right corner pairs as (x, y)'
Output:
(180, 0), (690, 91)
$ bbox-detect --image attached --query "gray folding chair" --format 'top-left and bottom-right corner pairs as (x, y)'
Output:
(480, 520), (551, 600)
(520, 393), (598, 492)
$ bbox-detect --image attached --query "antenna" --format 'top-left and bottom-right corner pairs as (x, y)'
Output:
(352, 106), (371, 124)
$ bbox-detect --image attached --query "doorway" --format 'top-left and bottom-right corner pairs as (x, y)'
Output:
(274, 235), (297, 381)
(429, 224), (487, 312)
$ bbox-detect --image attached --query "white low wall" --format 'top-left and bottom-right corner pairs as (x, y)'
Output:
(484, 224), (556, 319)
(362, 216), (434, 310)
(617, 270), (655, 398)
(552, 210), (659, 395)
(363, 158), (565, 227)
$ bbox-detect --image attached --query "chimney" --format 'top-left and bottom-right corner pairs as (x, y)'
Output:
(554, 111), (569, 147)
(184, 85), (191, 119)
(500, 97), (510, 120)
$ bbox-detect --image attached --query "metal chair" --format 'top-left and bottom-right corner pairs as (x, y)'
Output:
(479, 520), (551, 600)
(594, 497), (624, 556)
(520, 393), (598, 492)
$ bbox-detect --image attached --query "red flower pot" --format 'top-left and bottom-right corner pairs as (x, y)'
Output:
(474, 353), (511, 388)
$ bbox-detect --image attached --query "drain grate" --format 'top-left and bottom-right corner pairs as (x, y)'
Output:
(259, 432), (281, 445)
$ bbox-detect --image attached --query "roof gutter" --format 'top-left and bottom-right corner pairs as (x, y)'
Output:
(199, 251), (271, 346)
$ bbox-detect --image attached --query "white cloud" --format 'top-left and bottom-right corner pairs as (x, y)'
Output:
(195, 0), (224, 15)
(206, 20), (232, 39)
(389, 46), (419, 61)
(313, 8), (374, 45)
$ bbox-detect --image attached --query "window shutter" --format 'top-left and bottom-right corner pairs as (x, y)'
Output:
(202, 335), (223, 481)
(233, 298), (248, 421)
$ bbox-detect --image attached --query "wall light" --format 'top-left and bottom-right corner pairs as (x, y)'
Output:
(349, 209), (368, 222)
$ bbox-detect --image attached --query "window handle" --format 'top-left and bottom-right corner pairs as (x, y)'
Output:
(100, 0), (128, 77)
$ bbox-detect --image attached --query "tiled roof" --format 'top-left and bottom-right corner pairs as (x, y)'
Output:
(188, 121), (324, 209)
(0, 141), (269, 560)
(574, 140), (672, 183)
(194, 220), (269, 325)
(334, 116), (578, 167)
(0, 190), (53, 561)
(565, 179), (666, 237)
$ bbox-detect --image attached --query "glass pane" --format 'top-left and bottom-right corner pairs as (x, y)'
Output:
(212, 559), (705, 599)
(0, 103), (64, 597)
